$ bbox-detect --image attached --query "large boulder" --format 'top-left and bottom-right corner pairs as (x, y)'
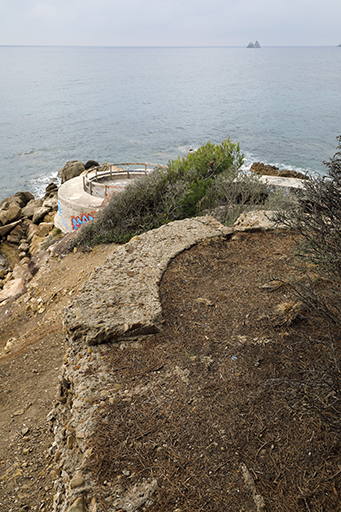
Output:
(22, 198), (44, 219)
(7, 224), (25, 244)
(0, 203), (22, 226)
(84, 160), (100, 170)
(0, 220), (22, 238)
(58, 161), (85, 184)
(0, 191), (34, 211)
(32, 206), (51, 225)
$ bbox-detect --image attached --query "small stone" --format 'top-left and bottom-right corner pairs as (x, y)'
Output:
(21, 426), (29, 436)
(67, 497), (83, 512)
(67, 435), (74, 449)
(195, 297), (214, 306)
(70, 475), (85, 489)
(13, 408), (24, 416)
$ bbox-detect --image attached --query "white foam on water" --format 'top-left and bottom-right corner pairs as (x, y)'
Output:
(27, 172), (61, 198)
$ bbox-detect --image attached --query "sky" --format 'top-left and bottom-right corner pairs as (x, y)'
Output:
(1, 0), (341, 47)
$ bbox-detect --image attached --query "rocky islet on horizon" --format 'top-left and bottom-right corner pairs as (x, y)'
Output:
(247, 41), (261, 48)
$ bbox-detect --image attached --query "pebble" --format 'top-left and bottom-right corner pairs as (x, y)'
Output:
(67, 497), (83, 512)
(70, 476), (85, 489)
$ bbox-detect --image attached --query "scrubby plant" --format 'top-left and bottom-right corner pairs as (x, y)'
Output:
(272, 137), (341, 430)
(73, 138), (283, 248)
(274, 136), (341, 325)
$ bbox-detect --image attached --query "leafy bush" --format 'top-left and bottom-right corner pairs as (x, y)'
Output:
(73, 138), (284, 248)
(74, 139), (247, 247)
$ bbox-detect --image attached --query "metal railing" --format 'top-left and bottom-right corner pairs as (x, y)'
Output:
(83, 162), (166, 198)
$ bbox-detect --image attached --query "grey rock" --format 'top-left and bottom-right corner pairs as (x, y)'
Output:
(32, 206), (51, 224)
(18, 242), (30, 252)
(0, 191), (34, 210)
(22, 198), (44, 219)
(0, 219), (22, 238)
(0, 203), (22, 226)
(58, 161), (85, 184)
(45, 182), (58, 194)
(43, 196), (58, 210)
(84, 160), (100, 170)
(70, 475), (85, 489)
(63, 216), (232, 346)
(66, 497), (83, 512)
(7, 224), (25, 244)
(247, 41), (261, 48)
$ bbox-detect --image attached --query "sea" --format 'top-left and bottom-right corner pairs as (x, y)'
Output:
(0, 45), (340, 202)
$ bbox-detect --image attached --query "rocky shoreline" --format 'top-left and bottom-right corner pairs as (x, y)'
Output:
(0, 182), (62, 304)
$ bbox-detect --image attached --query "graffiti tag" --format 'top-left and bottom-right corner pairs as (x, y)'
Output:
(71, 212), (96, 230)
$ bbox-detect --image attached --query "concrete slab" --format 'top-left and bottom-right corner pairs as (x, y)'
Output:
(259, 175), (306, 189)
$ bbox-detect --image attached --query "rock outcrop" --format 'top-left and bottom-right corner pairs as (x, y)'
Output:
(250, 161), (309, 180)
(84, 160), (100, 170)
(58, 161), (85, 184)
(247, 41), (261, 48)
(0, 184), (60, 299)
(48, 213), (285, 512)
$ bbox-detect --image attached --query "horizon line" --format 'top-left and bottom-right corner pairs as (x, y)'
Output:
(0, 44), (340, 49)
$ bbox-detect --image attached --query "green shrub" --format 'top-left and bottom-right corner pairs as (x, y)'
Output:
(73, 139), (284, 248)
(73, 139), (246, 247)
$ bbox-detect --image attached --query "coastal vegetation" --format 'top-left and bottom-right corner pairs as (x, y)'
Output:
(273, 135), (341, 431)
(73, 139), (279, 248)
(275, 135), (341, 325)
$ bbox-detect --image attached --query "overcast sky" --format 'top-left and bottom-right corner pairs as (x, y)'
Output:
(1, 0), (341, 47)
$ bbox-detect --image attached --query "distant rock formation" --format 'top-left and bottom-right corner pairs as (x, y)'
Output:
(247, 41), (261, 48)
(250, 162), (308, 180)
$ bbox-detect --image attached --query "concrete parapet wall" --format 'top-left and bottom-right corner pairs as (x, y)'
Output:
(54, 177), (103, 233)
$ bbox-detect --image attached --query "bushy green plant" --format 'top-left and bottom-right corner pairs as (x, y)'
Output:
(275, 136), (341, 280)
(73, 139), (246, 247)
(73, 139), (283, 248)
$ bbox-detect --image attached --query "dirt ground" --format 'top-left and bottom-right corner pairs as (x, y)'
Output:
(1, 229), (341, 511)
(0, 242), (116, 512)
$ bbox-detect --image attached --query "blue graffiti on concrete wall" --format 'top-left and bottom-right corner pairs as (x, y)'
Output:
(71, 212), (96, 230)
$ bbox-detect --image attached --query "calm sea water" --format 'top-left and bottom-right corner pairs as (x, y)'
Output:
(0, 46), (340, 201)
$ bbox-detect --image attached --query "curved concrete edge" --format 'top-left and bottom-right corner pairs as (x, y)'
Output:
(50, 212), (285, 512)
(63, 215), (234, 347)
(55, 176), (103, 233)
(63, 212), (285, 348)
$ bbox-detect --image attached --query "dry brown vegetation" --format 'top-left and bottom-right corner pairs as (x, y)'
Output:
(87, 231), (341, 512)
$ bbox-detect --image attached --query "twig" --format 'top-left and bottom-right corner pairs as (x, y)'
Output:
(136, 430), (152, 441)
(298, 486), (312, 512)
(324, 467), (341, 481)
